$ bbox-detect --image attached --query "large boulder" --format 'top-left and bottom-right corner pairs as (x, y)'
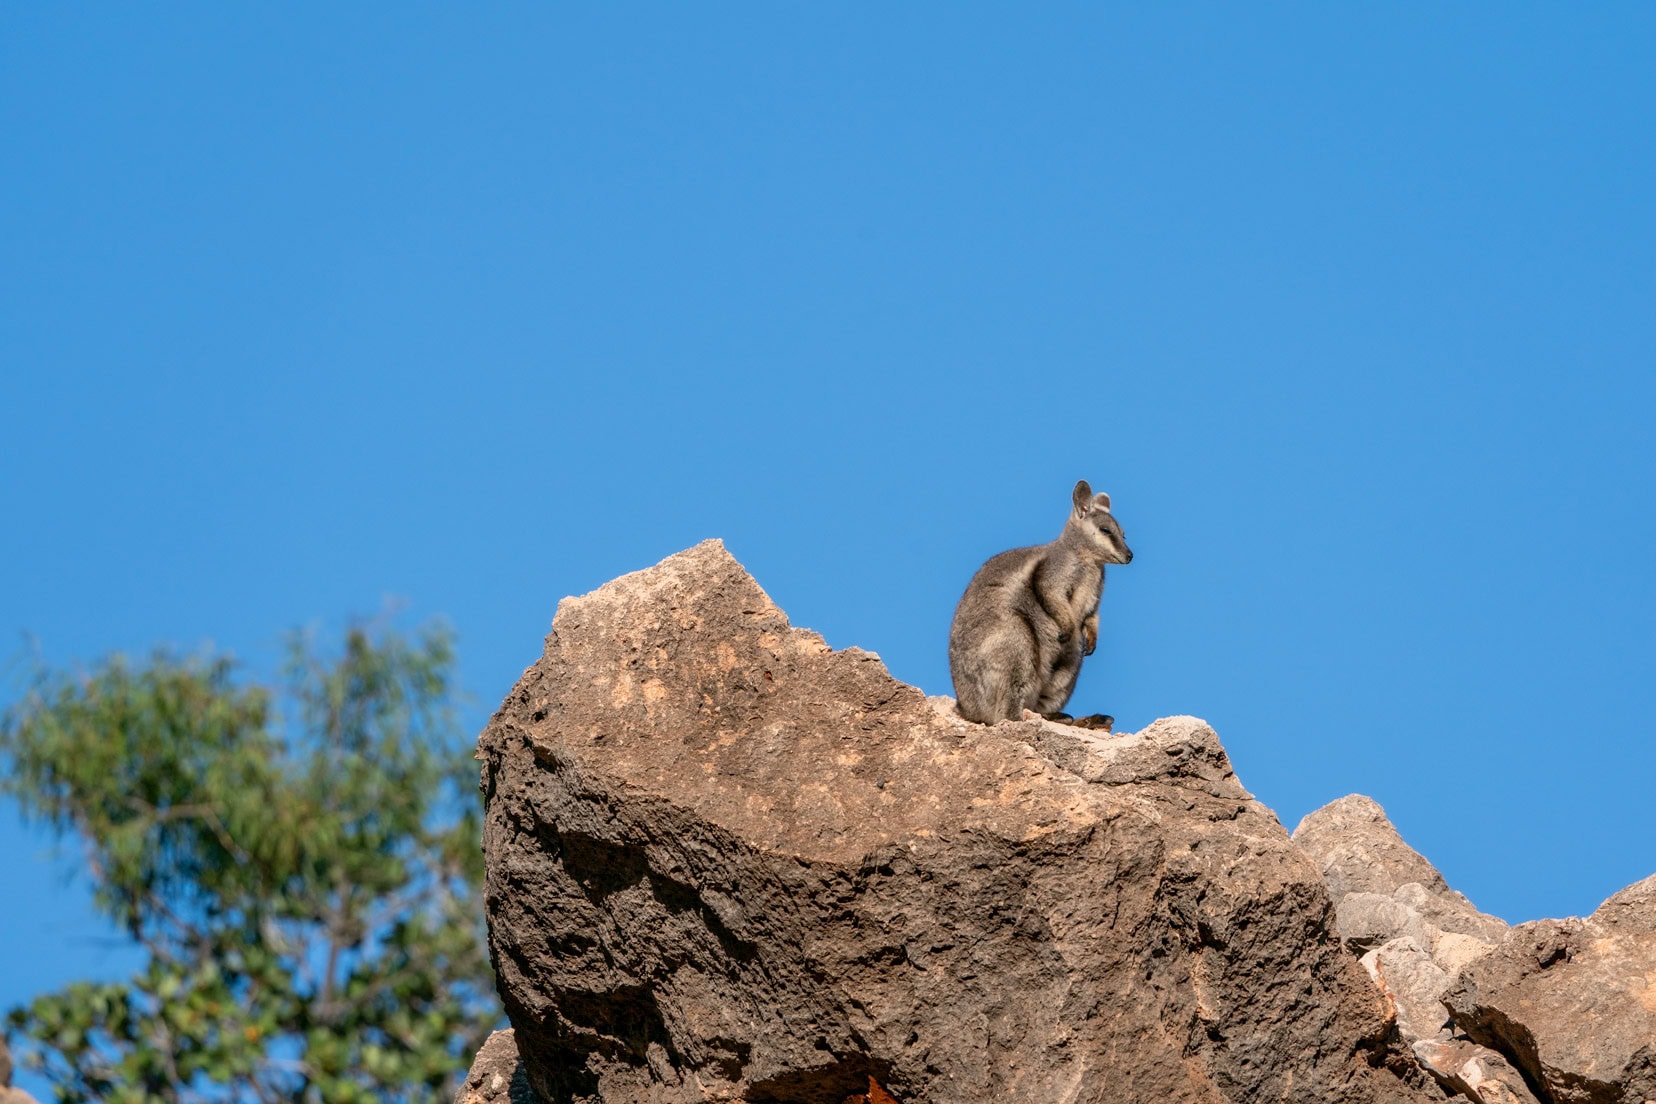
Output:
(1292, 795), (1509, 955)
(476, 541), (1433, 1103)
(1446, 873), (1656, 1104)
(1408, 1038), (1540, 1104)
(1293, 796), (1524, 1102)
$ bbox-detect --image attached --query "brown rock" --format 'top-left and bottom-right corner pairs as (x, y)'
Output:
(478, 541), (1435, 1103)
(1358, 936), (1544, 1101)
(455, 1030), (538, 1104)
(1338, 893), (1437, 956)
(1292, 795), (1508, 949)
(1293, 796), (1447, 902)
(1446, 873), (1656, 1104)
(1410, 1038), (1540, 1104)
(1360, 937), (1452, 1042)
(1432, 931), (1499, 980)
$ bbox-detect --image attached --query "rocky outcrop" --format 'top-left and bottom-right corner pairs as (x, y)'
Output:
(1409, 1039), (1539, 1104)
(1292, 796), (1533, 1103)
(476, 541), (1433, 1103)
(455, 1030), (536, 1104)
(1293, 795), (1509, 958)
(1446, 873), (1656, 1104)
(1291, 796), (1656, 1103)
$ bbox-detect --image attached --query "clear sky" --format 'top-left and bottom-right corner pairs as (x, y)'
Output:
(4, 6), (1654, 1085)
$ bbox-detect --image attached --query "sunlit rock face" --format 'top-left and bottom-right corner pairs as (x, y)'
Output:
(454, 1030), (534, 1104)
(1291, 795), (1534, 1103)
(1292, 795), (1656, 1104)
(1447, 874), (1656, 1104)
(473, 540), (1434, 1104)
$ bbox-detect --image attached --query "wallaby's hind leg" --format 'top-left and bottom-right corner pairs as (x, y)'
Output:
(989, 670), (1039, 724)
(973, 678), (1013, 728)
(956, 628), (1042, 724)
(958, 665), (1028, 725)
(954, 679), (993, 724)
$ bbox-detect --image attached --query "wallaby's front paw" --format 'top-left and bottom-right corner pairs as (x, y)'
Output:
(1072, 713), (1114, 732)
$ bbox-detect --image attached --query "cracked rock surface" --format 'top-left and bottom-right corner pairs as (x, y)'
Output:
(1293, 795), (1509, 957)
(1292, 796), (1656, 1104)
(1446, 873), (1656, 1104)
(1292, 796), (1532, 1103)
(455, 1030), (536, 1104)
(474, 541), (1433, 1103)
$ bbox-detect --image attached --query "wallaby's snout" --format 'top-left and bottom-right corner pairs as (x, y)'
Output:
(1089, 501), (1132, 567)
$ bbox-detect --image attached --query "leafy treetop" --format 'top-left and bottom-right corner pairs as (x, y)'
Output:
(1, 621), (497, 1104)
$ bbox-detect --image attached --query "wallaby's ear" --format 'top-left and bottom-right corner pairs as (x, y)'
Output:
(1094, 491), (1112, 514)
(1072, 480), (1093, 514)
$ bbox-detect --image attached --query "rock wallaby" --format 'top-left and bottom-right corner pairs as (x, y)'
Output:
(949, 480), (1133, 728)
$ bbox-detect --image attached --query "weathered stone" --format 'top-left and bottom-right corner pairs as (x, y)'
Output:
(1359, 937), (1451, 1042)
(1292, 796), (1508, 951)
(1431, 931), (1496, 979)
(1394, 881), (1509, 948)
(455, 1030), (538, 1104)
(1361, 937), (1537, 1103)
(1292, 796), (1444, 901)
(1338, 893), (1436, 956)
(1446, 873), (1656, 1104)
(1290, 791), (1512, 1096)
(989, 701), (1242, 793)
(1411, 1038), (1541, 1104)
(478, 541), (1434, 1104)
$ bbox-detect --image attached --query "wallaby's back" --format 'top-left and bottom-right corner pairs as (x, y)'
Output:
(949, 481), (1132, 725)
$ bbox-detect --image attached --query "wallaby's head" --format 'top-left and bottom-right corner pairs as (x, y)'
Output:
(1068, 480), (1133, 565)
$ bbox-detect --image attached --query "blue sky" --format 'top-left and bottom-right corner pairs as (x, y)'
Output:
(4, 6), (1654, 1084)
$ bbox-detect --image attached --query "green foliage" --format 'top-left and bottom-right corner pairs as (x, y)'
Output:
(1, 622), (498, 1103)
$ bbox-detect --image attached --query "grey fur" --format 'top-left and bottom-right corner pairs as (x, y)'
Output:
(948, 480), (1133, 725)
